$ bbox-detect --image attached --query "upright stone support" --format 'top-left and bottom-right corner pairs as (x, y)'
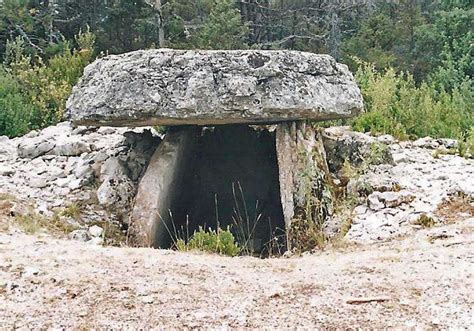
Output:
(129, 127), (198, 247)
(276, 122), (334, 250)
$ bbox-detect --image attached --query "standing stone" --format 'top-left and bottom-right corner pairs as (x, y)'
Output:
(129, 127), (198, 247)
(276, 122), (334, 250)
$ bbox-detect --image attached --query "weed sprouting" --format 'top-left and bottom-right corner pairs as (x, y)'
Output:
(231, 181), (263, 255)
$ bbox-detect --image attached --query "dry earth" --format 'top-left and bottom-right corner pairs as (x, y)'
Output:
(1, 125), (473, 329)
(1, 217), (472, 329)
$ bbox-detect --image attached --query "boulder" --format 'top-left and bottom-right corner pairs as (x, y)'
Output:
(322, 126), (394, 173)
(96, 158), (135, 208)
(67, 49), (363, 126)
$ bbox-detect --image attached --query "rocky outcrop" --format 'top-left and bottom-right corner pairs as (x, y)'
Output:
(322, 126), (394, 174)
(66, 49), (363, 126)
(345, 138), (474, 243)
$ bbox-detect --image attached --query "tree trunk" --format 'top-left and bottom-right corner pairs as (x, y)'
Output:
(148, 0), (165, 47)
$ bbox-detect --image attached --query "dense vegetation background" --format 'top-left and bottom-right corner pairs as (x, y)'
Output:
(0, 0), (472, 141)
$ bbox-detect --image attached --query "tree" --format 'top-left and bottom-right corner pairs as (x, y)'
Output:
(194, 0), (249, 49)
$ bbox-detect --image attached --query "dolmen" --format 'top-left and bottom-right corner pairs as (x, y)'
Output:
(67, 49), (363, 251)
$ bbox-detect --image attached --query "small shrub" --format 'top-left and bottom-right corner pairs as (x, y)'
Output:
(287, 217), (327, 252)
(0, 68), (40, 137)
(413, 214), (436, 228)
(176, 226), (240, 257)
(14, 212), (76, 235)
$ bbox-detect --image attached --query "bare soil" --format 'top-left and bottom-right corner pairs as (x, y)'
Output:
(1, 218), (472, 329)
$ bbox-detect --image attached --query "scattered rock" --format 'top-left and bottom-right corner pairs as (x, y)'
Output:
(22, 266), (40, 277)
(29, 177), (49, 189)
(0, 166), (15, 176)
(18, 138), (55, 159)
(88, 237), (103, 245)
(68, 230), (90, 242)
(53, 139), (91, 156)
(413, 137), (439, 149)
(141, 295), (155, 304)
(89, 225), (103, 238)
(347, 140), (474, 244)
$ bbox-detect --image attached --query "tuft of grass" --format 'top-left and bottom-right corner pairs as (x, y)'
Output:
(60, 203), (82, 221)
(231, 182), (264, 255)
(15, 215), (42, 234)
(413, 214), (436, 228)
(435, 193), (474, 223)
(287, 216), (327, 252)
(176, 226), (240, 257)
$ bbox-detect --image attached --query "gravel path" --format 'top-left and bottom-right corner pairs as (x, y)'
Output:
(1, 219), (472, 329)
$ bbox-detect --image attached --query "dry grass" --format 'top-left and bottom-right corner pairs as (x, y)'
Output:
(0, 193), (16, 201)
(15, 213), (79, 235)
(435, 193), (474, 223)
(60, 203), (83, 221)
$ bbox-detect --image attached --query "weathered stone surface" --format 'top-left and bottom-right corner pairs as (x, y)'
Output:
(67, 49), (363, 126)
(322, 126), (394, 174)
(129, 127), (198, 247)
(96, 158), (135, 208)
(276, 122), (333, 249)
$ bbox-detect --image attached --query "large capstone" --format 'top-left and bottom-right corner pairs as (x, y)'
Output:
(66, 49), (363, 127)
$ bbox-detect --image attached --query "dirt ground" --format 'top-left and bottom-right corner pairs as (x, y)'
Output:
(1, 217), (472, 329)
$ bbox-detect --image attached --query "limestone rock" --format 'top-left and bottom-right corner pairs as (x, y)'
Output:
(276, 122), (333, 243)
(68, 229), (90, 242)
(0, 166), (15, 177)
(0, 137), (15, 161)
(17, 138), (55, 159)
(322, 126), (394, 173)
(129, 127), (198, 247)
(67, 49), (363, 126)
(88, 225), (103, 237)
(53, 139), (91, 156)
(96, 156), (139, 209)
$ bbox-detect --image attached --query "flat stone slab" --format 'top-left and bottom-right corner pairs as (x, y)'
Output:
(67, 49), (363, 126)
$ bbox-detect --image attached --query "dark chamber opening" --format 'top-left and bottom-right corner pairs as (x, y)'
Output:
(171, 125), (286, 254)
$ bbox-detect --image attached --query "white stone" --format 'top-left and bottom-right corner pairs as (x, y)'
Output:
(0, 166), (15, 176)
(29, 176), (49, 189)
(89, 225), (103, 238)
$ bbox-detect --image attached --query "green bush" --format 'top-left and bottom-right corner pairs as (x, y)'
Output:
(0, 68), (40, 137)
(0, 30), (95, 137)
(352, 60), (473, 140)
(176, 226), (240, 257)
